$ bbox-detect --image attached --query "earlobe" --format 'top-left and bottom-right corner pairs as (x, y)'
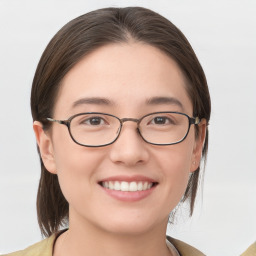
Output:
(33, 121), (57, 174)
(190, 119), (207, 172)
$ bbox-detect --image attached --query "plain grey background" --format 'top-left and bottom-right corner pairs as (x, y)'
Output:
(0, 1), (255, 255)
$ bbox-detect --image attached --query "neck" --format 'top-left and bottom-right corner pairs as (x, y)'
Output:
(54, 211), (172, 256)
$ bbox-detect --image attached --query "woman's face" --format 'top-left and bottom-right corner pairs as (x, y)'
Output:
(35, 42), (205, 236)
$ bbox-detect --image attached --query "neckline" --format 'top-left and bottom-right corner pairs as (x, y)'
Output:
(53, 229), (180, 256)
(166, 238), (181, 256)
(52, 229), (68, 255)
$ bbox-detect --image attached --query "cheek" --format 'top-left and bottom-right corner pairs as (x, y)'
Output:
(52, 126), (103, 175)
(156, 141), (193, 175)
(51, 129), (105, 203)
(153, 139), (194, 196)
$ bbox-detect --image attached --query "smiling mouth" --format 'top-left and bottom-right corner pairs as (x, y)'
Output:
(99, 181), (158, 192)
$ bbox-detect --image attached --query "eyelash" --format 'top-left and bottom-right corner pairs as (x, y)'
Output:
(81, 116), (108, 126)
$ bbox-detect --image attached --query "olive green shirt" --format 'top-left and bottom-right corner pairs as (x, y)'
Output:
(2, 234), (205, 256)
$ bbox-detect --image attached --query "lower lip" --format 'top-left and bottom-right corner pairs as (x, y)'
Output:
(100, 185), (156, 202)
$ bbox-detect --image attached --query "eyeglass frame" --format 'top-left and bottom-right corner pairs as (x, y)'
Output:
(46, 111), (201, 147)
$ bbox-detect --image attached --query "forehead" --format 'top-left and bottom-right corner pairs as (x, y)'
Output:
(55, 42), (192, 116)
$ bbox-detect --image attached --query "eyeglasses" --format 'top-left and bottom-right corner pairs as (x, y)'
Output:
(47, 112), (200, 147)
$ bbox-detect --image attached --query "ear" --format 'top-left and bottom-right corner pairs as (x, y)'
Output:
(33, 121), (57, 174)
(190, 119), (207, 172)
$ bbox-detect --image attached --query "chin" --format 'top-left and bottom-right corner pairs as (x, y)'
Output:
(95, 211), (168, 237)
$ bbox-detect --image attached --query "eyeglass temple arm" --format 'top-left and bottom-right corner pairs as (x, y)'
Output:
(46, 117), (68, 125)
(192, 117), (201, 125)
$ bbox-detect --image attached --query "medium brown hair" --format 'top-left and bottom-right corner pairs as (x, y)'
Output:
(31, 7), (211, 237)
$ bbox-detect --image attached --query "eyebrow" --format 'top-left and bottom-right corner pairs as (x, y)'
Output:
(72, 97), (114, 108)
(72, 96), (184, 110)
(146, 96), (184, 110)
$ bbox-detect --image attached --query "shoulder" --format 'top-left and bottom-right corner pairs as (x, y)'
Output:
(2, 235), (56, 256)
(167, 236), (205, 256)
(241, 242), (256, 256)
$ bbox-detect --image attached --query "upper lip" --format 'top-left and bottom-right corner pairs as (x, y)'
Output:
(98, 175), (158, 183)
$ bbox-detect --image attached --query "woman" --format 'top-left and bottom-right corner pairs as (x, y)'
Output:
(4, 7), (211, 256)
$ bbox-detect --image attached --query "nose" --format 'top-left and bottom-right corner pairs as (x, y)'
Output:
(109, 121), (149, 167)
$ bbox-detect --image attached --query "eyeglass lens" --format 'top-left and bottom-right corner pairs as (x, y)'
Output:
(69, 113), (190, 146)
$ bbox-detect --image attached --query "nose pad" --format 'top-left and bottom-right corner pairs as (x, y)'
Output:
(116, 125), (121, 136)
(117, 117), (142, 138)
(116, 120), (142, 142)
(109, 123), (149, 166)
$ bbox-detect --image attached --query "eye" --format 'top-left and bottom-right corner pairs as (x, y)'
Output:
(82, 116), (107, 126)
(150, 116), (175, 125)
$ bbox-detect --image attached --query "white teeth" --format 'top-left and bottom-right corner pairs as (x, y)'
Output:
(129, 181), (137, 192)
(114, 181), (120, 190)
(101, 181), (154, 192)
(120, 181), (129, 191)
(143, 182), (148, 190)
(138, 182), (143, 191)
(109, 181), (114, 190)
